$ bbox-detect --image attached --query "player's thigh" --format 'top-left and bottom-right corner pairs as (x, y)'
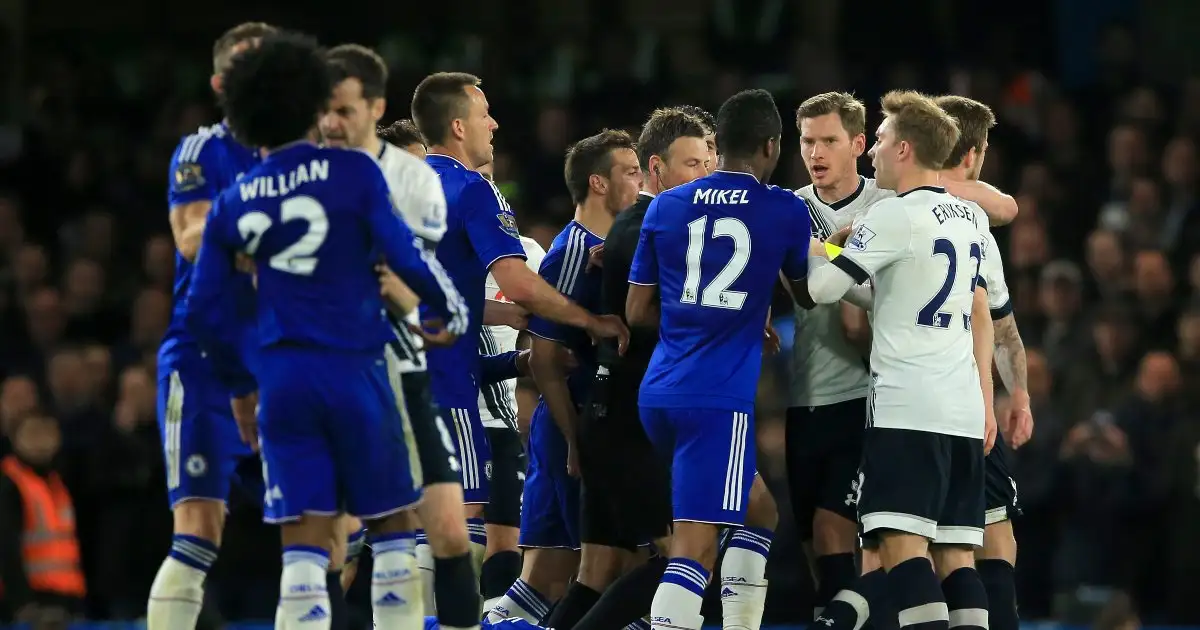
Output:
(399, 370), (461, 487)
(931, 435), (985, 548)
(577, 376), (634, 549)
(444, 404), (493, 504)
(484, 426), (525, 528)
(786, 402), (868, 540)
(327, 356), (424, 521)
(643, 406), (756, 526)
(519, 436), (574, 550)
(983, 433), (1021, 528)
(857, 427), (951, 543)
(157, 365), (252, 508)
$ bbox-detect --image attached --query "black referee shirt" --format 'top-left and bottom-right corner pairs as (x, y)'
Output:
(597, 192), (657, 377)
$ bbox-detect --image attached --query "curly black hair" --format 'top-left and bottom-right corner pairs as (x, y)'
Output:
(715, 89), (782, 159)
(222, 31), (332, 149)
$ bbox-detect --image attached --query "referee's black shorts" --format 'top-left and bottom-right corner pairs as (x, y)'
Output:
(484, 425), (526, 528)
(577, 366), (672, 550)
(400, 370), (462, 487)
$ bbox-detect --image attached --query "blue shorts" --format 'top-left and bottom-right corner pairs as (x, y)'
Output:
(518, 402), (580, 549)
(156, 362), (257, 508)
(640, 406), (756, 526)
(256, 346), (422, 523)
(437, 399), (492, 505)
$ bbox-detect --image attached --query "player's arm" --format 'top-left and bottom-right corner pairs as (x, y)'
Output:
(941, 179), (1018, 227)
(167, 137), (223, 261)
(484, 299), (530, 329)
(972, 284), (997, 453)
(183, 198), (256, 397)
(366, 166), (468, 335)
(464, 180), (625, 345)
(479, 350), (526, 384)
(529, 334), (579, 443)
(796, 202), (908, 307)
(625, 199), (666, 327)
(840, 303), (872, 356)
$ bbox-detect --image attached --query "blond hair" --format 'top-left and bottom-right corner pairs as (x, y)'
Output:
(796, 92), (867, 137)
(880, 90), (960, 170)
(934, 95), (996, 169)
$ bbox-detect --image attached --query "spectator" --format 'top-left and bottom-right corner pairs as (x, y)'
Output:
(0, 410), (85, 624)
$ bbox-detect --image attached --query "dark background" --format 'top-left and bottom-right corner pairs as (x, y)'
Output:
(2, 0), (1199, 626)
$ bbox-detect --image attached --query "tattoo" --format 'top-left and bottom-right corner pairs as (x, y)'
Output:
(992, 314), (1028, 393)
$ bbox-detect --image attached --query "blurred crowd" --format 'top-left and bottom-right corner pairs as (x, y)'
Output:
(2, 0), (1198, 626)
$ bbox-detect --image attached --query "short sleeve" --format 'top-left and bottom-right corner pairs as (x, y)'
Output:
(979, 231), (1013, 319)
(833, 199), (911, 283)
(526, 236), (592, 343)
(628, 199), (661, 286)
(484, 272), (502, 302)
(168, 132), (222, 207)
(780, 193), (811, 281)
(461, 178), (526, 269)
(394, 158), (448, 243)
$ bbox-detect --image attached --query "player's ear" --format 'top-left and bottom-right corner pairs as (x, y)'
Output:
(210, 73), (223, 96)
(450, 118), (467, 142)
(589, 173), (607, 196)
(851, 133), (867, 157)
(963, 147), (977, 172)
(369, 98), (387, 121)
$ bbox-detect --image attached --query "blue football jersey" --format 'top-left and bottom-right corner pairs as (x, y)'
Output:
(630, 170), (811, 411)
(526, 221), (605, 400)
(422, 154), (526, 399)
(185, 142), (467, 393)
(161, 122), (259, 368)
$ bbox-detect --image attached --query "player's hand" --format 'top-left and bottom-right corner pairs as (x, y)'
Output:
(587, 314), (630, 355)
(499, 306), (531, 331)
(810, 237), (830, 258)
(377, 264), (420, 314)
(567, 442), (581, 478)
(515, 349), (532, 376)
(983, 406), (998, 455)
(1005, 389), (1035, 449)
(231, 392), (259, 452)
(587, 243), (605, 270)
(764, 324), (781, 355)
(827, 225), (854, 247)
(408, 319), (459, 347)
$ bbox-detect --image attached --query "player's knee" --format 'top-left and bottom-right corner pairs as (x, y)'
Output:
(484, 523), (520, 555)
(577, 543), (626, 589)
(745, 476), (779, 531)
(929, 544), (976, 580)
(172, 499), (226, 544)
(860, 547), (883, 575)
(422, 510), (470, 557)
(876, 530), (929, 569)
(520, 548), (579, 599)
(670, 521), (720, 569)
(464, 503), (486, 519)
(978, 520), (1017, 564)
(366, 510), (416, 538)
(811, 508), (858, 556)
(281, 514), (339, 550)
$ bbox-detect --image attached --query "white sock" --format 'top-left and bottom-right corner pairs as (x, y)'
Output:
(371, 532), (424, 630)
(147, 535), (216, 630)
(467, 518), (488, 576)
(651, 558), (709, 630)
(486, 578), (551, 624)
(275, 604), (286, 630)
(416, 531), (437, 615)
(279, 546), (331, 630)
(721, 528), (772, 630)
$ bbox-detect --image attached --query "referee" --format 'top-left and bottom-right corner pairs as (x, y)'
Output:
(546, 107), (713, 630)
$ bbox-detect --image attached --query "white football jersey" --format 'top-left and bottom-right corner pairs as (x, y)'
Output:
(376, 141), (450, 374)
(973, 208), (1012, 319)
(790, 177), (894, 407)
(837, 186), (987, 439)
(479, 236), (547, 430)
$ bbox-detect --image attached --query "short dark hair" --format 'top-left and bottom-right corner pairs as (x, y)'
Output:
(411, 72), (482, 146)
(934, 95), (996, 169)
(637, 108), (708, 170)
(378, 119), (425, 148)
(563, 129), (636, 205)
(327, 44), (389, 100)
(223, 31), (332, 149)
(795, 91), (867, 136)
(212, 22), (277, 75)
(675, 105), (716, 132)
(715, 89), (782, 158)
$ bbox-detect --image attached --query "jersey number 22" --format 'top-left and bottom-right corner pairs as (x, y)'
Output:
(237, 195), (330, 276)
(682, 215), (750, 310)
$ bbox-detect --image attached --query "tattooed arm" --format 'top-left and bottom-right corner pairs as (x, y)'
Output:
(993, 313), (1033, 447)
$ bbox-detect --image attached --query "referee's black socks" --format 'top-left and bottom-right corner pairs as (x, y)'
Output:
(574, 555), (667, 630)
(545, 581), (602, 630)
(326, 570), (348, 630)
(481, 550), (523, 599)
(976, 560), (1016, 630)
(436, 552), (483, 629)
(886, 558), (949, 630)
(814, 567), (887, 630)
(941, 566), (989, 630)
(814, 553), (858, 619)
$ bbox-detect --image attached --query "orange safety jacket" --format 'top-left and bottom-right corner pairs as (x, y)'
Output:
(0, 455), (86, 598)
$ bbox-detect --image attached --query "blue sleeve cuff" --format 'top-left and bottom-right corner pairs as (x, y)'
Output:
(479, 351), (521, 385)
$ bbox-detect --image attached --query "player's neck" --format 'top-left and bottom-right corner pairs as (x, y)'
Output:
(716, 157), (762, 182)
(938, 166), (972, 184)
(427, 143), (475, 170)
(575, 199), (614, 237)
(816, 173), (862, 204)
(362, 134), (384, 159)
(892, 169), (942, 196)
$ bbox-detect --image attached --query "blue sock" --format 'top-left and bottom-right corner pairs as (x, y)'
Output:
(887, 558), (947, 630)
(167, 534), (218, 572)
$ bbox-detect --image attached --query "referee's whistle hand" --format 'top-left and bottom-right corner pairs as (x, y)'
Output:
(587, 243), (605, 270)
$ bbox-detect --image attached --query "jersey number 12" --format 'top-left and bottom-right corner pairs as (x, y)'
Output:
(917, 237), (981, 330)
(682, 215), (750, 310)
(237, 195), (330, 276)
